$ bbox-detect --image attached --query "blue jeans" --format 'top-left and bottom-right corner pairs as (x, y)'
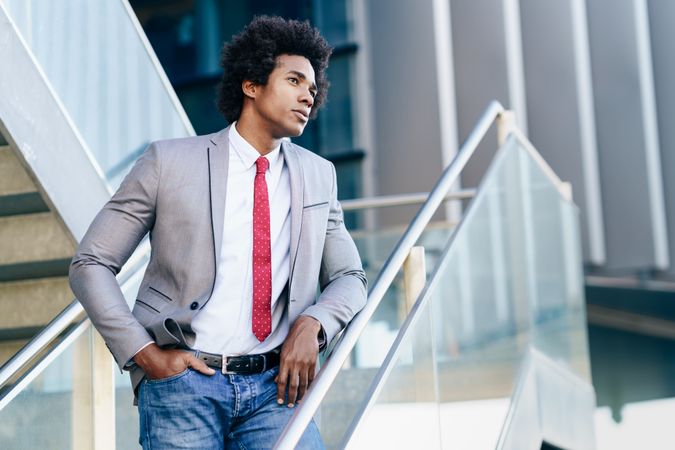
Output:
(138, 366), (325, 449)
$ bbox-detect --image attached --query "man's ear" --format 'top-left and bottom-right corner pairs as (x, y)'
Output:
(242, 80), (257, 99)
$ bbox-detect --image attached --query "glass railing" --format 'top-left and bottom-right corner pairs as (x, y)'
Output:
(308, 221), (454, 449)
(340, 136), (591, 449)
(0, 257), (145, 449)
(1, 0), (194, 188)
(0, 323), (94, 449)
(345, 222), (454, 360)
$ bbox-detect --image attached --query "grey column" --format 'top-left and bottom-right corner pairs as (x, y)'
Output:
(366, 0), (447, 227)
(519, 0), (605, 266)
(450, 0), (528, 190)
(586, 0), (668, 270)
(647, 0), (675, 277)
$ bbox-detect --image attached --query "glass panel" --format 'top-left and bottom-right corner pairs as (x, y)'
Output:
(345, 300), (440, 449)
(524, 155), (590, 379)
(432, 142), (524, 448)
(2, 0), (193, 188)
(316, 218), (454, 449)
(349, 221), (455, 360)
(0, 326), (93, 449)
(333, 138), (591, 449)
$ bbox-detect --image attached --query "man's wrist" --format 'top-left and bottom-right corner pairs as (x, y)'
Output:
(299, 314), (326, 350)
(299, 315), (322, 333)
(124, 341), (155, 370)
(133, 342), (161, 370)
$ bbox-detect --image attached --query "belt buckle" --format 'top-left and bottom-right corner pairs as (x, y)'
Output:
(260, 353), (267, 372)
(221, 355), (233, 375)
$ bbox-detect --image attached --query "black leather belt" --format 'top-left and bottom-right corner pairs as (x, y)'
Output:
(192, 348), (281, 374)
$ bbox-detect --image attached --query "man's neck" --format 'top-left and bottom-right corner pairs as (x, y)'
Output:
(234, 114), (281, 156)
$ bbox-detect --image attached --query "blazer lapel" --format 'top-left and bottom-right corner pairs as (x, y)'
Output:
(282, 141), (304, 281)
(208, 126), (231, 264)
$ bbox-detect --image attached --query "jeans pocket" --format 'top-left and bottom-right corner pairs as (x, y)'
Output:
(145, 368), (191, 385)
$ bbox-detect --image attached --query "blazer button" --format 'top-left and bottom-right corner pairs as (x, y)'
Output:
(190, 302), (199, 310)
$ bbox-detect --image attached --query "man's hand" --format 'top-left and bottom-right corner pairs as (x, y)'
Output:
(275, 316), (322, 407)
(134, 343), (216, 380)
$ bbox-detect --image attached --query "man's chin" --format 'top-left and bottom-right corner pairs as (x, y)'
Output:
(286, 125), (306, 138)
(272, 122), (307, 140)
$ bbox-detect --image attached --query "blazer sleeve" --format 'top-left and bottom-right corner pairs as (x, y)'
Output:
(68, 143), (160, 371)
(300, 163), (368, 346)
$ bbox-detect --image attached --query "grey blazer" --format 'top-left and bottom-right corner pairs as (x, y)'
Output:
(69, 126), (367, 394)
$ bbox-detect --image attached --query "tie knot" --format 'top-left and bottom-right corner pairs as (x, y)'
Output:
(255, 157), (269, 174)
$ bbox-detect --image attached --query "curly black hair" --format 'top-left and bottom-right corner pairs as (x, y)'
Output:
(217, 16), (332, 123)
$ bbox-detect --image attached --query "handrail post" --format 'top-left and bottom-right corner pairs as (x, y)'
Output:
(402, 246), (430, 402)
(402, 246), (427, 315)
(72, 327), (93, 450)
(497, 110), (517, 146)
(71, 328), (115, 450)
(92, 331), (116, 450)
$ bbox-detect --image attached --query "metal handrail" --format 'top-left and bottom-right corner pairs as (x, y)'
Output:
(274, 100), (506, 449)
(0, 240), (150, 390)
(340, 189), (476, 211)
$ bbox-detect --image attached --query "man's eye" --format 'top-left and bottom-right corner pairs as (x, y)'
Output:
(310, 91), (317, 98)
(288, 77), (298, 84)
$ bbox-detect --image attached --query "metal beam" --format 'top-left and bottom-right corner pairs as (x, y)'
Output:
(0, 3), (112, 241)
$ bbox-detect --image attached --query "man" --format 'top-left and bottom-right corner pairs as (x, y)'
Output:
(69, 16), (366, 449)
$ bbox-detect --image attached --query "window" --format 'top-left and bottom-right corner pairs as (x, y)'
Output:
(130, 0), (363, 225)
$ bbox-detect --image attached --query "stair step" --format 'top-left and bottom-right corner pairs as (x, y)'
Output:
(0, 259), (71, 283)
(0, 146), (38, 196)
(0, 192), (50, 217)
(0, 212), (75, 265)
(0, 277), (73, 329)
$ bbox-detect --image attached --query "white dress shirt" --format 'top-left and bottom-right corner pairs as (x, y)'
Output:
(191, 122), (292, 355)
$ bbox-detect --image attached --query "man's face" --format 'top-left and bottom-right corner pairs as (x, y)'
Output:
(250, 54), (317, 138)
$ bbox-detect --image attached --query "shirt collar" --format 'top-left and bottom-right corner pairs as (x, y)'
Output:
(229, 122), (282, 171)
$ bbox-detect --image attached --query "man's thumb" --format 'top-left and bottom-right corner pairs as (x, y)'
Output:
(188, 356), (216, 376)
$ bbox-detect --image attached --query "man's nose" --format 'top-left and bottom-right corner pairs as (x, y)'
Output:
(300, 89), (314, 108)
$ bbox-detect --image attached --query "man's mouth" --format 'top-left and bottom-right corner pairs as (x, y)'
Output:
(292, 110), (309, 121)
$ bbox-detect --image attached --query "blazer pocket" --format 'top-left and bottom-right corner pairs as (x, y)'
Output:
(136, 286), (173, 314)
(303, 201), (329, 211)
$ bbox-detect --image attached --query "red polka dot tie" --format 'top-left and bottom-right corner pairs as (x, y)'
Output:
(252, 156), (272, 342)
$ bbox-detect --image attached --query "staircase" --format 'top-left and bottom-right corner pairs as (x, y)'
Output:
(0, 142), (75, 364)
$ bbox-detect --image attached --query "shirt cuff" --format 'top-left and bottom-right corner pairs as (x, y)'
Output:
(317, 325), (327, 352)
